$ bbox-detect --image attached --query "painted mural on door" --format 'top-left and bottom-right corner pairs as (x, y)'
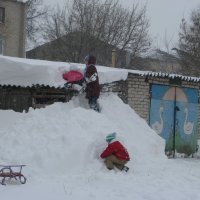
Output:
(149, 84), (198, 156)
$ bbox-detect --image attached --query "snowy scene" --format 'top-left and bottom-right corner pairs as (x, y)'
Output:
(1, 0), (200, 199)
(0, 55), (200, 200)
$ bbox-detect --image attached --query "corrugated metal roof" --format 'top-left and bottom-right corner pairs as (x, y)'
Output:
(128, 70), (200, 83)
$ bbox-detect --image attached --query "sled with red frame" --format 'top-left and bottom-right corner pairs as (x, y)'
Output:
(0, 165), (27, 185)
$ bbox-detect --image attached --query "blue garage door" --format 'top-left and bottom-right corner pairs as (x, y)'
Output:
(149, 84), (198, 157)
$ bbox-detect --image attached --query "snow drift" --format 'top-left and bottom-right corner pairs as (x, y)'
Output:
(1, 94), (200, 200)
(0, 94), (165, 180)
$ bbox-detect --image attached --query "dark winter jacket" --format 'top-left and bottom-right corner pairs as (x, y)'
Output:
(85, 64), (100, 98)
(100, 141), (130, 161)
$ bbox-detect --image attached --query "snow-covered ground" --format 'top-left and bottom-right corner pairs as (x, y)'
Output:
(0, 94), (199, 200)
(0, 55), (200, 199)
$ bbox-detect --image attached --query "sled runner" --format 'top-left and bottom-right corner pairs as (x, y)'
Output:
(63, 70), (85, 92)
(0, 165), (27, 185)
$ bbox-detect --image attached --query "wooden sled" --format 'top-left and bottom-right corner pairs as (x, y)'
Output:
(0, 165), (26, 185)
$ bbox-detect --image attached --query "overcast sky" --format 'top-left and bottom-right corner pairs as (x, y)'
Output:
(43, 0), (200, 50)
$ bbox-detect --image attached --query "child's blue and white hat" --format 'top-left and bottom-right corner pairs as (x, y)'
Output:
(106, 132), (116, 143)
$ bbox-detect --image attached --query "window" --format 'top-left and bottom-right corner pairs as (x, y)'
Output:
(0, 7), (5, 23)
(0, 39), (3, 55)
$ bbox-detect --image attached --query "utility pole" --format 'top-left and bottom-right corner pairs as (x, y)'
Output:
(112, 49), (116, 67)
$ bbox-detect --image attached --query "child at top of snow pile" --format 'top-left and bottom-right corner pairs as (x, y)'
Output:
(84, 54), (100, 112)
(100, 132), (130, 172)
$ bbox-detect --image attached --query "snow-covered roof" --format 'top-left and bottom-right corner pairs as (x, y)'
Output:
(0, 55), (128, 88)
(16, 0), (26, 3)
(0, 55), (200, 88)
(128, 70), (200, 82)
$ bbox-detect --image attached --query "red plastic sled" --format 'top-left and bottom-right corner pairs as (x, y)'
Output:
(63, 70), (84, 83)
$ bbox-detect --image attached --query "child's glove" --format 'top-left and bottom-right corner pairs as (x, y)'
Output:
(82, 81), (87, 88)
(85, 73), (97, 83)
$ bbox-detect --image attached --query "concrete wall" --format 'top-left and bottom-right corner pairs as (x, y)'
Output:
(0, 0), (26, 57)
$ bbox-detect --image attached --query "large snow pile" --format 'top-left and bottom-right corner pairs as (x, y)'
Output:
(0, 94), (200, 200)
(0, 94), (165, 180)
(0, 55), (200, 200)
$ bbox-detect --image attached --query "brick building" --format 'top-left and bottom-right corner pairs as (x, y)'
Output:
(127, 71), (200, 157)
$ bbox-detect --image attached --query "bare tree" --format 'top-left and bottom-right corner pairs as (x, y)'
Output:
(39, 0), (151, 65)
(178, 6), (200, 60)
(41, 4), (72, 41)
(26, 0), (49, 45)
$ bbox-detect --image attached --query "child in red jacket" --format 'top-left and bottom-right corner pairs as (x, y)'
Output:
(100, 132), (130, 172)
